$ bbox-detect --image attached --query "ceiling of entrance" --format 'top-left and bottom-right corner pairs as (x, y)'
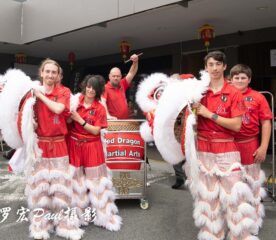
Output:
(1, 0), (276, 60)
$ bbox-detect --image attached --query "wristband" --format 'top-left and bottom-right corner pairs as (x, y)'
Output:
(211, 113), (218, 122)
(81, 121), (87, 127)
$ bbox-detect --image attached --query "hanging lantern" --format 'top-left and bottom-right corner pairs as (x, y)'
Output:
(120, 40), (130, 61)
(15, 53), (26, 64)
(68, 51), (76, 70)
(198, 24), (215, 52)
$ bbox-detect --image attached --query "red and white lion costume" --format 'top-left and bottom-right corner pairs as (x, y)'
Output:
(136, 72), (260, 240)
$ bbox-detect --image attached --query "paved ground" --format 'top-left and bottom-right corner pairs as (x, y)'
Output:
(0, 145), (275, 240)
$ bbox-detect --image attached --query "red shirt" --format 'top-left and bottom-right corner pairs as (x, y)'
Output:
(235, 87), (273, 139)
(197, 81), (245, 139)
(35, 85), (70, 137)
(102, 78), (129, 119)
(71, 95), (107, 138)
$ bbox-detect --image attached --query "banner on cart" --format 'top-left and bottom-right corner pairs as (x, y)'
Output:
(104, 132), (144, 170)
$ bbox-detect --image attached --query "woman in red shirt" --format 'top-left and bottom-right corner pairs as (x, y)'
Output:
(68, 75), (122, 232)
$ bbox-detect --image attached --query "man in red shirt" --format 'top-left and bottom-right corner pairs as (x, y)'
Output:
(101, 54), (139, 119)
(26, 59), (83, 240)
(191, 51), (258, 240)
(231, 64), (273, 233)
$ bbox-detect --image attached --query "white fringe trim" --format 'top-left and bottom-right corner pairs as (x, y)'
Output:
(135, 73), (170, 112)
(194, 213), (224, 234)
(139, 121), (154, 142)
(220, 181), (254, 206)
(94, 214), (122, 232)
(28, 195), (50, 209)
(21, 97), (42, 176)
(49, 183), (73, 197)
(198, 229), (224, 240)
(185, 109), (199, 195)
(56, 226), (84, 240)
(153, 70), (210, 165)
(29, 225), (50, 240)
(193, 200), (220, 220)
(70, 93), (81, 112)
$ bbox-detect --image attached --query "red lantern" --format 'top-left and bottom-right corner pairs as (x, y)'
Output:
(120, 40), (130, 61)
(68, 51), (76, 70)
(15, 53), (26, 64)
(198, 24), (215, 51)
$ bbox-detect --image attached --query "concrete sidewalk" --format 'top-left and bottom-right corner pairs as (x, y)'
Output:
(0, 148), (276, 240)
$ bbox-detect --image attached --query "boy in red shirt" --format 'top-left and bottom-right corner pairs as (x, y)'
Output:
(192, 52), (258, 240)
(231, 64), (273, 232)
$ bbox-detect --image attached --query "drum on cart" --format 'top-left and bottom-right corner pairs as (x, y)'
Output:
(103, 119), (149, 209)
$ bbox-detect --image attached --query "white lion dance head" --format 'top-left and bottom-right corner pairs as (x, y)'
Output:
(136, 71), (210, 162)
(136, 71), (210, 193)
(136, 73), (171, 142)
(0, 69), (44, 174)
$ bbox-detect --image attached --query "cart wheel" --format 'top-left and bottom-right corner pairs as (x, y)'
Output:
(140, 199), (149, 210)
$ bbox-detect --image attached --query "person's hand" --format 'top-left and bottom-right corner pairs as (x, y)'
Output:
(192, 103), (212, 119)
(253, 146), (267, 163)
(71, 111), (84, 124)
(107, 115), (117, 120)
(33, 89), (44, 99)
(130, 54), (139, 63)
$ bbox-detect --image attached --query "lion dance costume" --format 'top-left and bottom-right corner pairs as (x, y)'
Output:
(136, 71), (260, 240)
(0, 69), (83, 240)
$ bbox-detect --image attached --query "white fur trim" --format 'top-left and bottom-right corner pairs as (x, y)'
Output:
(139, 121), (154, 142)
(49, 169), (72, 181)
(227, 217), (257, 237)
(220, 181), (254, 205)
(101, 129), (108, 159)
(193, 200), (220, 220)
(21, 97), (43, 175)
(94, 214), (122, 232)
(29, 225), (50, 240)
(8, 147), (26, 174)
(0, 74), (5, 84)
(0, 69), (33, 148)
(28, 195), (50, 209)
(136, 73), (170, 112)
(198, 230), (223, 240)
(52, 197), (70, 209)
(195, 214), (224, 234)
(49, 183), (73, 197)
(244, 236), (260, 240)
(27, 182), (50, 198)
(244, 169), (266, 190)
(153, 71), (210, 165)
(27, 169), (50, 185)
(227, 202), (256, 223)
(196, 179), (220, 201)
(184, 111), (199, 194)
(56, 226), (84, 240)
(70, 93), (81, 112)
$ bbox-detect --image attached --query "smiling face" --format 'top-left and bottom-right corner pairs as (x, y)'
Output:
(231, 73), (251, 93)
(40, 63), (59, 87)
(85, 85), (96, 100)
(205, 57), (226, 81)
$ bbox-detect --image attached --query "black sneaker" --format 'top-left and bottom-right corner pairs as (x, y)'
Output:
(171, 179), (184, 189)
